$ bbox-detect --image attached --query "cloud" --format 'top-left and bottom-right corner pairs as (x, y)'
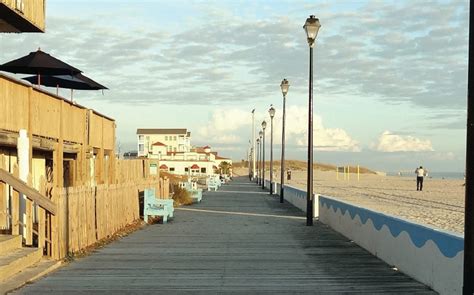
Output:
(284, 107), (361, 152)
(195, 106), (360, 152)
(0, 0), (466, 110)
(196, 108), (250, 144)
(374, 131), (434, 152)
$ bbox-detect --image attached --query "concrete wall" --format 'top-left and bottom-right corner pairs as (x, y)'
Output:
(264, 178), (463, 294)
(319, 195), (463, 295)
(263, 180), (318, 217)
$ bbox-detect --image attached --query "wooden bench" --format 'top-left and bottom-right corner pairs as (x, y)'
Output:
(144, 188), (174, 223)
(180, 182), (203, 203)
(207, 179), (219, 191)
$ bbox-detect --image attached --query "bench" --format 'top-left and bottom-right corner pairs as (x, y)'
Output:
(207, 178), (220, 191)
(179, 182), (203, 203)
(144, 188), (174, 223)
(207, 175), (223, 191)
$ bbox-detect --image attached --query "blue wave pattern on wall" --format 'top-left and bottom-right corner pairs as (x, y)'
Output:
(285, 186), (306, 199)
(320, 196), (464, 258)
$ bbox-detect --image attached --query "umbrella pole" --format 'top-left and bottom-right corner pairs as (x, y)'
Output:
(56, 85), (59, 96)
(71, 89), (73, 102)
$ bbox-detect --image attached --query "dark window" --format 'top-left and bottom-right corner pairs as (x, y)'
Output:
(185, 167), (189, 172)
(169, 167), (175, 172)
(201, 167), (206, 173)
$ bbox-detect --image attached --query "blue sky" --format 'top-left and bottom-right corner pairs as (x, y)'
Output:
(0, 0), (469, 172)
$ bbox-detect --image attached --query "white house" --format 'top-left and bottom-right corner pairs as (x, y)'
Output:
(157, 146), (232, 177)
(137, 128), (191, 157)
(136, 128), (232, 177)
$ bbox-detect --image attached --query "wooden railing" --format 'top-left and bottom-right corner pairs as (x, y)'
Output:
(1, 157), (171, 259)
(0, 167), (55, 254)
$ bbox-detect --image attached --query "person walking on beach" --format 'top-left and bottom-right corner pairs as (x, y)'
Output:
(415, 166), (427, 191)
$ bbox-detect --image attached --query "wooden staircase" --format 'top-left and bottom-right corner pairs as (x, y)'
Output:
(0, 235), (60, 293)
(0, 167), (60, 293)
(0, 235), (43, 282)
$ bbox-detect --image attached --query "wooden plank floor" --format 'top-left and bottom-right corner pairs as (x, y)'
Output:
(16, 177), (436, 294)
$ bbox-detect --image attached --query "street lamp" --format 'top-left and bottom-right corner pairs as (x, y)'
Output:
(261, 121), (267, 189)
(279, 78), (289, 203)
(269, 105), (276, 195)
(259, 130), (263, 185)
(251, 109), (256, 180)
(256, 138), (260, 184)
(303, 15), (321, 226)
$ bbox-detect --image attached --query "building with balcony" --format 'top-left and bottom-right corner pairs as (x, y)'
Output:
(136, 128), (232, 176)
(0, 0), (46, 32)
(157, 146), (232, 176)
(137, 128), (191, 157)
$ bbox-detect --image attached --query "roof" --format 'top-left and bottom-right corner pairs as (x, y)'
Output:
(137, 128), (188, 135)
(159, 164), (168, 169)
(191, 164), (200, 169)
(152, 141), (166, 146)
(203, 145), (211, 149)
(215, 155), (230, 160)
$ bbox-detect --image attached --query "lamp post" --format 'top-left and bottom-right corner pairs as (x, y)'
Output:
(269, 105), (276, 195)
(248, 139), (252, 180)
(463, 2), (473, 294)
(251, 109), (256, 180)
(258, 130), (265, 185)
(261, 122), (267, 189)
(256, 138), (260, 184)
(279, 79), (289, 203)
(303, 15), (321, 226)
(259, 131), (263, 185)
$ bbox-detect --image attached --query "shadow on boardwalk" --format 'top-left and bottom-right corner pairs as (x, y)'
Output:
(16, 177), (435, 294)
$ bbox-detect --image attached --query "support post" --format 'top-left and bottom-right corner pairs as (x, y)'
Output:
(306, 45), (314, 226)
(280, 94), (287, 203)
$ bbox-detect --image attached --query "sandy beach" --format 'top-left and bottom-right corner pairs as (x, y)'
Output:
(234, 167), (465, 234)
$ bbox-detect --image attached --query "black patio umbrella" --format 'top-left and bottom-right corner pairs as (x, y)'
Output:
(23, 73), (108, 99)
(22, 73), (108, 90)
(0, 48), (82, 85)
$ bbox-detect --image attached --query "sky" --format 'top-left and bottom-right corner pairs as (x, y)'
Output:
(0, 0), (469, 172)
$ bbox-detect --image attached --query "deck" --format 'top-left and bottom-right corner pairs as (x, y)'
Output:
(16, 177), (435, 294)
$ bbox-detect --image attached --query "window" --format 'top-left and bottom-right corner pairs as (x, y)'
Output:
(185, 167), (189, 172)
(169, 167), (175, 172)
(138, 135), (144, 141)
(173, 147), (177, 152)
(138, 144), (144, 152)
(174, 136), (177, 141)
(201, 167), (206, 173)
(165, 136), (168, 141)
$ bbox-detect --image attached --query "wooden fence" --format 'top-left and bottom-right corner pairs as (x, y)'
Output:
(51, 177), (170, 259)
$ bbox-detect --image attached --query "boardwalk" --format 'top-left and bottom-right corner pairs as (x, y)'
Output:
(16, 177), (435, 294)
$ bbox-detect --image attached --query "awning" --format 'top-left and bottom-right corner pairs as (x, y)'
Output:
(191, 164), (200, 169)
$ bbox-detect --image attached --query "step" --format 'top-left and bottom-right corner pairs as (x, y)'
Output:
(0, 247), (43, 283)
(0, 259), (62, 294)
(0, 235), (21, 255)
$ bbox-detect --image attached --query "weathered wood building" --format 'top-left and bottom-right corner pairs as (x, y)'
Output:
(0, 72), (116, 192)
(0, 0), (45, 32)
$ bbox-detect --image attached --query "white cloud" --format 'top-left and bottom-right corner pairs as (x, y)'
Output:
(374, 131), (434, 152)
(273, 106), (360, 152)
(196, 108), (250, 144)
(196, 106), (360, 152)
